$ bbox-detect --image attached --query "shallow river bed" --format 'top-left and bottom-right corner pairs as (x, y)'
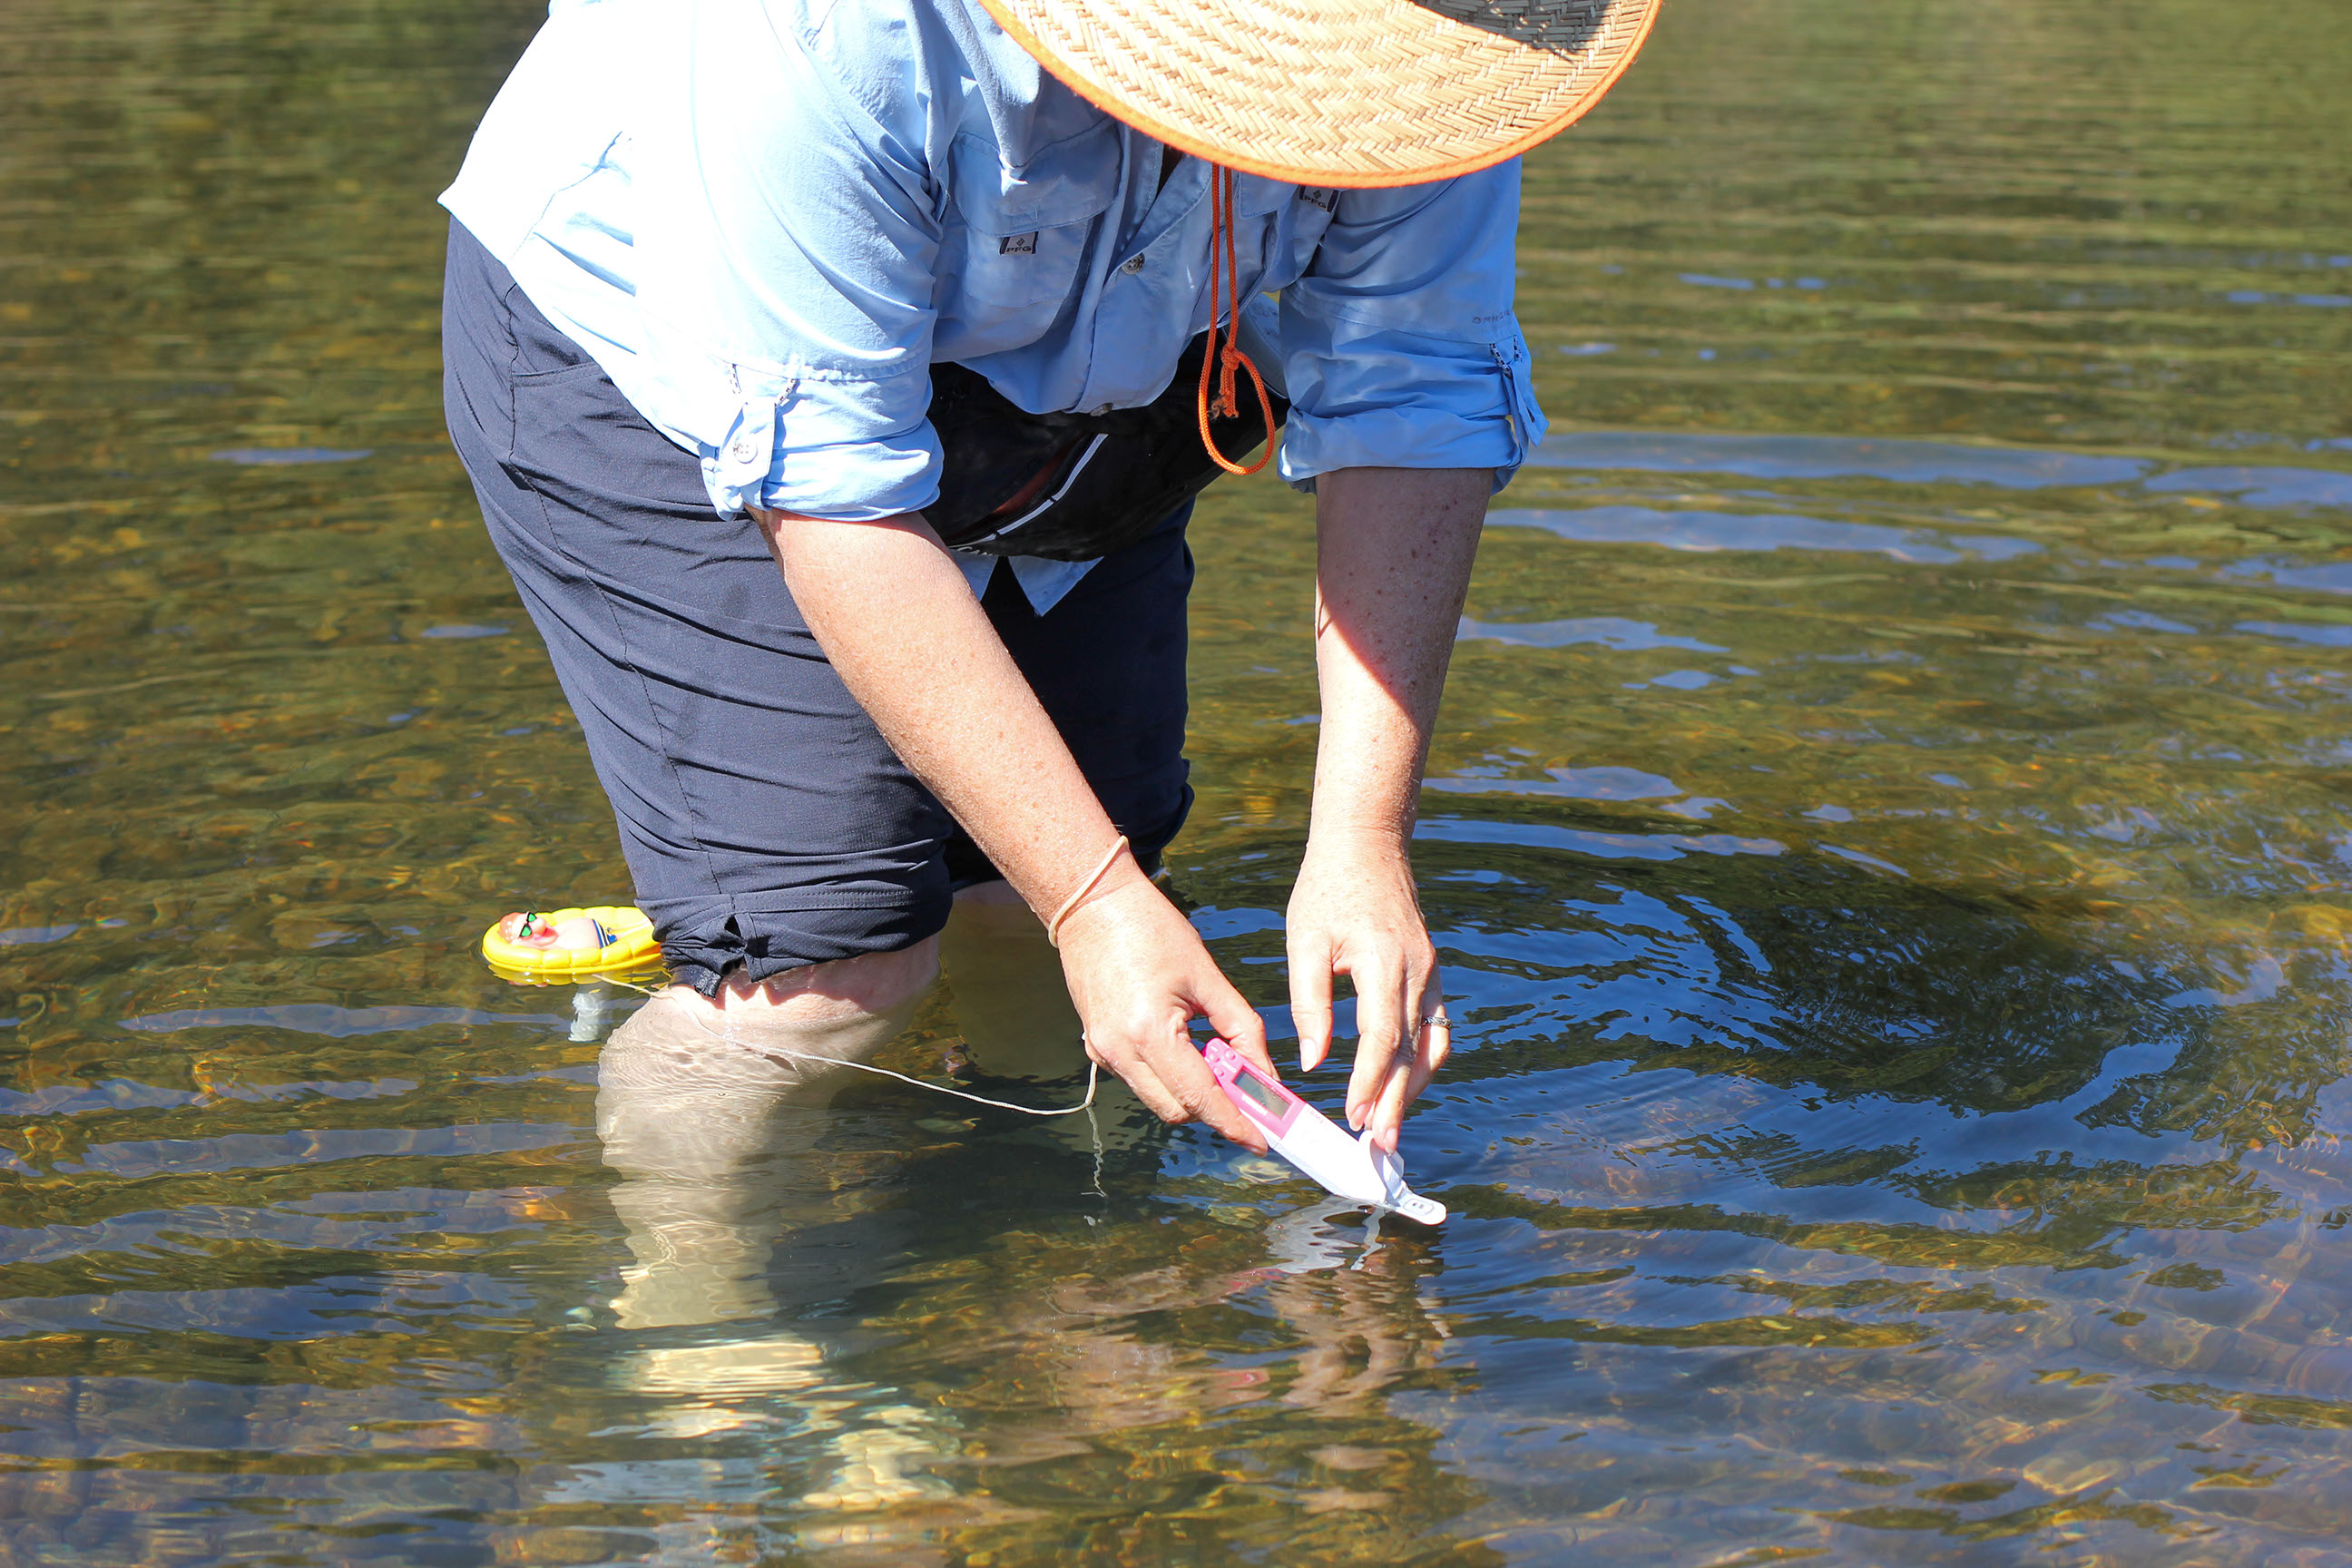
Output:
(4, 0), (2351, 1563)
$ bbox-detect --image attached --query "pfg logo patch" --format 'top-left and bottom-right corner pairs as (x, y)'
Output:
(1298, 188), (1338, 212)
(999, 232), (1038, 255)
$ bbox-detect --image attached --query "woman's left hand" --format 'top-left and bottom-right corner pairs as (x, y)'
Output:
(1285, 828), (1449, 1153)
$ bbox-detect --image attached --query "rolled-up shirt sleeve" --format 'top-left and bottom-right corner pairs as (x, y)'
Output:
(630, 0), (946, 520)
(1277, 161), (1546, 495)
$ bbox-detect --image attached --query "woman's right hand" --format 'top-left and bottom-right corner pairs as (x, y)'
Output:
(1052, 849), (1277, 1152)
(763, 509), (1272, 1143)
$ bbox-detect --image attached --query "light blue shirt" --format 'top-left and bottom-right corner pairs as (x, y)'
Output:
(441, 0), (1545, 607)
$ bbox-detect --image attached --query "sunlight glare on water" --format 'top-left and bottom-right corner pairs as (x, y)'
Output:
(3, 0), (2350, 1562)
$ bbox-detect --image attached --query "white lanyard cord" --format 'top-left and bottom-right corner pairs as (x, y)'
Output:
(598, 974), (1101, 1117)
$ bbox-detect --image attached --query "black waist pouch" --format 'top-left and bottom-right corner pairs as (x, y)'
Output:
(925, 331), (1287, 562)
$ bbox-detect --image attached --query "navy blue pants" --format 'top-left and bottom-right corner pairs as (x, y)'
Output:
(441, 222), (1193, 993)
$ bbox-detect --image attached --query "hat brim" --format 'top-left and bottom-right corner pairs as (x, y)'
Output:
(976, 0), (1663, 189)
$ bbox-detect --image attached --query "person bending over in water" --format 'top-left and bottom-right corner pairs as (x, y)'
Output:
(438, 0), (1657, 1147)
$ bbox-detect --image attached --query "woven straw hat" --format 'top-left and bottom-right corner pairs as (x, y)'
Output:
(976, 0), (1662, 189)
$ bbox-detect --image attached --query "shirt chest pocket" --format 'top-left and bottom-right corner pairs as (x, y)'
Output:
(1218, 175), (1332, 296)
(940, 132), (1116, 313)
(1269, 184), (1339, 289)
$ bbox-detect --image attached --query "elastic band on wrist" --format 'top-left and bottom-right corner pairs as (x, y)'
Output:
(1046, 835), (1132, 947)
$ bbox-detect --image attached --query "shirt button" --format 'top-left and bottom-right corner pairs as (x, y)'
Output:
(1120, 255), (1146, 274)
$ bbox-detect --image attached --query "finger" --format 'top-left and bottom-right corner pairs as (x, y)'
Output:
(1199, 966), (1275, 1081)
(1345, 946), (1407, 1133)
(1368, 1026), (1417, 1153)
(1407, 976), (1454, 1095)
(1085, 1030), (1192, 1128)
(1367, 1003), (1413, 1152)
(1286, 929), (1336, 1074)
(1372, 990), (1454, 1155)
(1373, 961), (1446, 1147)
(1142, 1019), (1269, 1153)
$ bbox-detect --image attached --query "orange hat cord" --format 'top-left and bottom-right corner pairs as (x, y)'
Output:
(1196, 165), (1278, 477)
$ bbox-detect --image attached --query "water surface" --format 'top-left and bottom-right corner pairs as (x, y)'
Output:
(5, 0), (2352, 1562)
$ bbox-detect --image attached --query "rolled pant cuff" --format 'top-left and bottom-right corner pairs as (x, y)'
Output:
(651, 894), (948, 997)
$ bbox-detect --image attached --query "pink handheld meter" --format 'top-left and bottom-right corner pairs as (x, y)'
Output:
(1201, 1039), (1446, 1225)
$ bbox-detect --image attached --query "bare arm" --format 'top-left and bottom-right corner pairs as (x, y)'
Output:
(755, 505), (1276, 1149)
(1287, 466), (1490, 1150)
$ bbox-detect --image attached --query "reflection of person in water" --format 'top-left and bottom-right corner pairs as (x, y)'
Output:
(440, 0), (1660, 1156)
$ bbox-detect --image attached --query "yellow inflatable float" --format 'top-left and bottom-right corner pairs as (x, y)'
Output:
(479, 906), (663, 985)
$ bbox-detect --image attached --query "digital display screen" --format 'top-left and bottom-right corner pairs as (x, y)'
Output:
(1232, 1068), (1288, 1115)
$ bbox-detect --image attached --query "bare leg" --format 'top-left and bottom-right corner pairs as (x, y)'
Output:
(937, 881), (1087, 1080)
(938, 881), (1152, 1169)
(595, 940), (956, 1505)
(596, 939), (939, 1331)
